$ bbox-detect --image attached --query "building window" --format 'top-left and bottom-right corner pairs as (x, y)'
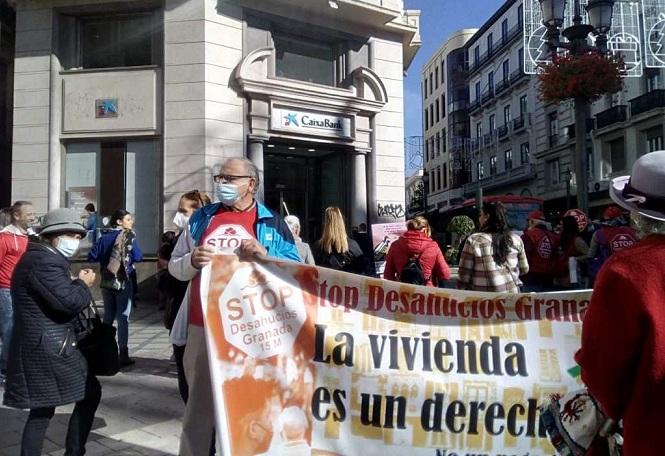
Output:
(602, 137), (626, 177)
(65, 141), (160, 253)
(518, 48), (524, 72)
(435, 67), (439, 89)
(436, 133), (440, 156)
(435, 99), (440, 123)
(424, 108), (428, 130)
(430, 105), (434, 128)
(645, 125), (664, 152)
(487, 33), (493, 55)
(488, 71), (494, 92)
(275, 34), (336, 86)
(518, 4), (524, 28)
(501, 19), (508, 42)
(441, 94), (446, 118)
(477, 161), (484, 180)
(441, 59), (445, 83)
(424, 78), (428, 98)
(520, 142), (530, 164)
(442, 128), (447, 152)
(502, 59), (510, 82)
(474, 46), (480, 64)
(490, 156), (497, 176)
(505, 149), (513, 170)
(503, 105), (511, 124)
(436, 166), (442, 190)
(548, 159), (561, 185)
(476, 122), (483, 139)
(475, 81), (481, 101)
(647, 71), (661, 92)
(520, 94), (528, 116)
(548, 113), (558, 146)
(429, 73), (433, 95)
(430, 171), (435, 193)
(443, 163), (448, 188)
(79, 14), (156, 69)
(489, 114), (496, 132)
(424, 140), (429, 162)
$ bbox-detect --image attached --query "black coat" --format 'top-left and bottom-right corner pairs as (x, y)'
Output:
(3, 242), (93, 409)
(313, 237), (368, 275)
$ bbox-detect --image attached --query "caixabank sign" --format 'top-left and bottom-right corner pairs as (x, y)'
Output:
(271, 106), (354, 139)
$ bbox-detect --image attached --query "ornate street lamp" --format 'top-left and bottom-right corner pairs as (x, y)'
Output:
(537, 0), (615, 215)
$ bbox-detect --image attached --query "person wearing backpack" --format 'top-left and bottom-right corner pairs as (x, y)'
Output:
(521, 211), (560, 292)
(587, 205), (637, 285)
(313, 207), (367, 274)
(383, 216), (451, 286)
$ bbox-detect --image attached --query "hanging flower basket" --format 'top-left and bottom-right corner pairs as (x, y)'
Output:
(538, 51), (625, 104)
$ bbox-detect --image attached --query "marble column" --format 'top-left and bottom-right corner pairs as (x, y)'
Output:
(248, 137), (265, 203)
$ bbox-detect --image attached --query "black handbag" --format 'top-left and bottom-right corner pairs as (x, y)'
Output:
(76, 303), (120, 376)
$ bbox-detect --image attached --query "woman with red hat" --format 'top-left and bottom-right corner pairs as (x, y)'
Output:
(587, 205), (638, 284)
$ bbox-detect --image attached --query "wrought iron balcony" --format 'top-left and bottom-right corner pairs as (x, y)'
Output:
(513, 114), (526, 131)
(481, 89), (494, 103)
(483, 133), (494, 147)
(565, 119), (595, 139)
(463, 163), (537, 196)
(494, 78), (509, 96)
(468, 99), (481, 113)
(595, 105), (627, 129)
(498, 125), (509, 138)
(629, 89), (665, 117)
(510, 68), (527, 84)
(549, 134), (559, 148)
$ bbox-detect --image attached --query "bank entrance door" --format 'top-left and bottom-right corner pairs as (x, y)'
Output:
(264, 144), (349, 244)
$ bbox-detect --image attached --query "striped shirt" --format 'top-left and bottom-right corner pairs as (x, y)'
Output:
(457, 232), (529, 293)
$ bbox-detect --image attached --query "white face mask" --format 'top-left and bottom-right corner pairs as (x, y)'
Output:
(55, 236), (80, 258)
(215, 182), (242, 206)
(173, 212), (189, 230)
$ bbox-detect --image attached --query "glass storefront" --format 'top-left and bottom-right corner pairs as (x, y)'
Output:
(65, 140), (160, 253)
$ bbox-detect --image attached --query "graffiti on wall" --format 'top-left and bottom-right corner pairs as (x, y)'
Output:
(377, 202), (405, 219)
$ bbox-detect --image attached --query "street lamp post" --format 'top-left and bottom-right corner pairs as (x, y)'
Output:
(538, 0), (615, 215)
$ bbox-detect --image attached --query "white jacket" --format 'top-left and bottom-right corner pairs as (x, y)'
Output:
(167, 226), (200, 346)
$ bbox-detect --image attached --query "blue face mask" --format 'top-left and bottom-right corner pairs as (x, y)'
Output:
(215, 182), (241, 206)
(55, 236), (80, 258)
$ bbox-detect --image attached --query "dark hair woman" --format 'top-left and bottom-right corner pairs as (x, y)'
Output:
(160, 190), (211, 403)
(4, 208), (100, 455)
(457, 202), (529, 292)
(554, 215), (590, 288)
(384, 216), (451, 286)
(88, 209), (143, 366)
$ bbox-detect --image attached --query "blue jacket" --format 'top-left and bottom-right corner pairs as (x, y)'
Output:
(88, 230), (143, 274)
(189, 201), (300, 262)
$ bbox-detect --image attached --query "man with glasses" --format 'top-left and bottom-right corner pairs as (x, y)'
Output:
(169, 157), (300, 456)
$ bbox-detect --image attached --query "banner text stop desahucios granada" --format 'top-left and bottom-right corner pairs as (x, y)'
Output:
(200, 255), (589, 456)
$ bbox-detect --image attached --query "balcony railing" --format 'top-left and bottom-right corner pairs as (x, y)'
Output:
(549, 134), (559, 148)
(498, 124), (509, 138)
(565, 119), (595, 139)
(513, 114), (526, 131)
(463, 163), (536, 196)
(510, 68), (527, 84)
(483, 133), (494, 146)
(468, 23), (523, 75)
(481, 88), (494, 103)
(629, 89), (665, 117)
(494, 78), (509, 96)
(595, 105), (627, 129)
(468, 99), (481, 113)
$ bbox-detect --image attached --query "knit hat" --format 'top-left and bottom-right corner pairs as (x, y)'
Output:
(39, 208), (87, 236)
(610, 150), (665, 222)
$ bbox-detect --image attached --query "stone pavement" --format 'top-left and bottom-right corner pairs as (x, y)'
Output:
(0, 302), (184, 456)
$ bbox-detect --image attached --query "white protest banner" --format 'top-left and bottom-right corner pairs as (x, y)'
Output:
(201, 255), (589, 456)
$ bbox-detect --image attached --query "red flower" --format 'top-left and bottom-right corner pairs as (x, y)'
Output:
(538, 51), (624, 103)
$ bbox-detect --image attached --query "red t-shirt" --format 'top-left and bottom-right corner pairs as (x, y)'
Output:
(189, 207), (258, 327)
(0, 227), (29, 289)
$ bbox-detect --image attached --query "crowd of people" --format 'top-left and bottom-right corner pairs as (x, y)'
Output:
(0, 151), (663, 454)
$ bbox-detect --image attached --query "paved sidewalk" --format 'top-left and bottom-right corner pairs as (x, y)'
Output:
(0, 302), (184, 456)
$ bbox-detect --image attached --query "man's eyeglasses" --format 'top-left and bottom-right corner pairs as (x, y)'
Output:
(213, 174), (253, 183)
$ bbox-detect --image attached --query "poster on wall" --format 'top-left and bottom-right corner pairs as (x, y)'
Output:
(66, 186), (97, 218)
(370, 222), (407, 276)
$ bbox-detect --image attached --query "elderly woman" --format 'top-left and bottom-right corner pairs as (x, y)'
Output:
(576, 150), (665, 455)
(3, 208), (99, 456)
